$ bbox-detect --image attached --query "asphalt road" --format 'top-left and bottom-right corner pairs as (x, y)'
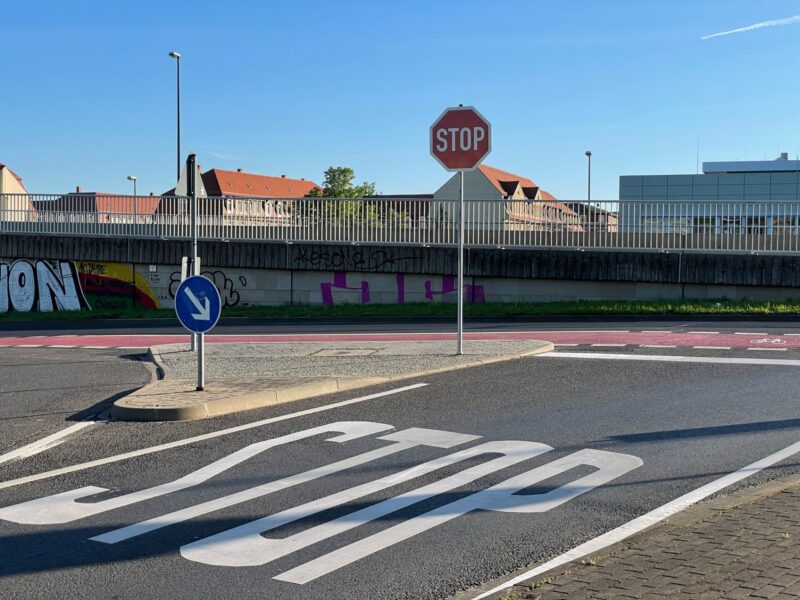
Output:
(3, 347), (800, 599)
(0, 348), (152, 454)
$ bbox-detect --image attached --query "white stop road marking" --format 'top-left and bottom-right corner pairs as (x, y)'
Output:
(0, 421), (641, 584)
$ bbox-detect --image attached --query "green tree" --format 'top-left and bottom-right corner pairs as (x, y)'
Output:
(306, 167), (377, 198)
(302, 166), (407, 235)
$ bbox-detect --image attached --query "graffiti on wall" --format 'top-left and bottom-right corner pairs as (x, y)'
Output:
(320, 272), (485, 306)
(77, 262), (159, 310)
(295, 248), (416, 271)
(168, 270), (248, 307)
(0, 260), (88, 313)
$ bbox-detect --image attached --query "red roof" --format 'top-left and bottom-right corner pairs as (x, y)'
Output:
(202, 169), (320, 198)
(36, 193), (160, 215)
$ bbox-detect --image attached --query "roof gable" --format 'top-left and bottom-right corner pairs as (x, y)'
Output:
(478, 164), (554, 200)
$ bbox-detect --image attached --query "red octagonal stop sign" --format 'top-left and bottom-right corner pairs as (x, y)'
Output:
(430, 106), (492, 171)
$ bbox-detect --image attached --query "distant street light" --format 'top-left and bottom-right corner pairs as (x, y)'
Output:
(126, 175), (137, 196)
(168, 51), (181, 183)
(585, 150), (592, 204)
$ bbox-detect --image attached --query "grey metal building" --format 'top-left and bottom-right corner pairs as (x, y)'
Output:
(618, 155), (800, 235)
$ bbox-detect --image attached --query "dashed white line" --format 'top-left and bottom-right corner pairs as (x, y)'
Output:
(734, 332), (767, 336)
(474, 437), (800, 599)
(692, 346), (731, 350)
(748, 347), (787, 352)
(48, 345), (76, 348)
(640, 344), (677, 349)
(0, 383), (427, 491)
(0, 422), (95, 466)
(13, 344), (43, 348)
(687, 331), (719, 335)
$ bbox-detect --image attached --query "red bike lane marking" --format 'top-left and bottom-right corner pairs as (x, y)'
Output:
(0, 331), (797, 349)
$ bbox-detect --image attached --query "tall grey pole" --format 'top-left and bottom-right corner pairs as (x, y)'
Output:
(585, 150), (592, 204)
(187, 153), (198, 352)
(456, 169), (465, 355)
(169, 51), (181, 182)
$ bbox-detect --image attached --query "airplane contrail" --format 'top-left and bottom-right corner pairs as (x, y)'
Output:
(702, 15), (800, 40)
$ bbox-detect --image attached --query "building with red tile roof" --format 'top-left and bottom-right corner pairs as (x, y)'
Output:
(35, 187), (161, 222)
(433, 164), (582, 231)
(160, 168), (320, 221)
(201, 168), (320, 198)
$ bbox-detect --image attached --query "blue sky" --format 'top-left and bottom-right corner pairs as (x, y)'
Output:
(3, 0), (800, 199)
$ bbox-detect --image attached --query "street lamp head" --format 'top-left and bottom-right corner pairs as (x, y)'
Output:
(168, 51), (181, 59)
(127, 175), (137, 181)
(585, 150), (592, 157)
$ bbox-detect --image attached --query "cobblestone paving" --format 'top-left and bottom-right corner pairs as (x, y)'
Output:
(500, 479), (800, 600)
(154, 340), (549, 380)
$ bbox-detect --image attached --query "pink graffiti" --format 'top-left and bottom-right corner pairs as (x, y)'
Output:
(321, 272), (370, 306)
(424, 275), (485, 303)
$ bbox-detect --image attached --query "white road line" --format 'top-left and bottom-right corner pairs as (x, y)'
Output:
(0, 383), (427, 491)
(542, 352), (800, 366)
(639, 344), (676, 349)
(0, 422), (95, 466)
(590, 344), (627, 347)
(473, 437), (800, 600)
(48, 345), (76, 348)
(13, 344), (42, 348)
(687, 331), (719, 335)
(748, 347), (787, 352)
(783, 333), (800, 337)
(734, 332), (767, 336)
(692, 346), (731, 350)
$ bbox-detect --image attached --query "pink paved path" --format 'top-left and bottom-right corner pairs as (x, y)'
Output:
(0, 330), (798, 350)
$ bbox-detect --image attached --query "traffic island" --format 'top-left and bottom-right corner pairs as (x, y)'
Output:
(110, 339), (553, 421)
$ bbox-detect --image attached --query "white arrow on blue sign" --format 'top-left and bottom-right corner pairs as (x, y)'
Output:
(175, 275), (222, 334)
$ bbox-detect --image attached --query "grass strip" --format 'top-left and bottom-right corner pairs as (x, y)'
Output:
(2, 298), (800, 322)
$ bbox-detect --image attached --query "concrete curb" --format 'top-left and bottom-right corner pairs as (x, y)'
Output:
(146, 346), (172, 380)
(458, 472), (800, 600)
(111, 376), (388, 421)
(112, 341), (554, 422)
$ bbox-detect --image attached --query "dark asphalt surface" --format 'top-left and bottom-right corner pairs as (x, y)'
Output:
(3, 348), (800, 599)
(0, 348), (152, 453)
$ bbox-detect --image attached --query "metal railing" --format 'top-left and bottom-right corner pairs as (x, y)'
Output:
(4, 193), (800, 253)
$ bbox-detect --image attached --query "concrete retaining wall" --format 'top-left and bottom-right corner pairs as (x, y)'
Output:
(1, 234), (799, 313)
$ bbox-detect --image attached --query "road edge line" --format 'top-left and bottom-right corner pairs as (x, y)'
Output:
(468, 438), (800, 599)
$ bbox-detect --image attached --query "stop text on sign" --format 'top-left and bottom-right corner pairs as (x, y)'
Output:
(429, 106), (491, 171)
(434, 126), (487, 152)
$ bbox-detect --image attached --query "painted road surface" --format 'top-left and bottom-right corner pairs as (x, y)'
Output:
(2, 329), (800, 351)
(3, 352), (800, 598)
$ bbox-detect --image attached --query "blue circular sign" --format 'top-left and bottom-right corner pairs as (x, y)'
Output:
(174, 275), (222, 333)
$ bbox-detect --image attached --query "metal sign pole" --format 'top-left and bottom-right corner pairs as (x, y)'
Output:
(197, 331), (205, 391)
(187, 153), (198, 352)
(457, 170), (465, 355)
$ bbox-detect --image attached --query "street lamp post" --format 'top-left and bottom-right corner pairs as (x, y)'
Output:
(127, 175), (138, 231)
(168, 51), (181, 183)
(585, 150), (592, 204)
